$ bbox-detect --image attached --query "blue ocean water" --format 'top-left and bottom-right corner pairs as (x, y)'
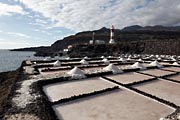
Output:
(0, 50), (43, 72)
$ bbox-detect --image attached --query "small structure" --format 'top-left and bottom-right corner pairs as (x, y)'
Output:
(63, 45), (73, 55)
(89, 40), (105, 44)
(89, 32), (106, 45)
(96, 40), (105, 44)
(103, 64), (123, 74)
(89, 32), (95, 44)
(92, 32), (95, 44)
(109, 25), (116, 44)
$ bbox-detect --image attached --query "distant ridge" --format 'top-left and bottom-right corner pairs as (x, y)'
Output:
(121, 25), (142, 31)
(121, 25), (180, 31)
(12, 25), (180, 56)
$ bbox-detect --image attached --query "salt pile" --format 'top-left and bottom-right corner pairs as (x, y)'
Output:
(84, 56), (90, 60)
(157, 57), (162, 60)
(149, 60), (163, 68)
(103, 64), (123, 74)
(171, 57), (177, 62)
(127, 57), (132, 61)
(80, 59), (89, 65)
(144, 56), (151, 59)
(67, 67), (86, 79)
(102, 58), (110, 65)
(43, 57), (51, 61)
(150, 55), (154, 58)
(101, 56), (105, 59)
(137, 58), (143, 62)
(108, 56), (113, 58)
(52, 60), (61, 67)
(119, 57), (126, 62)
(173, 62), (179, 66)
(66, 57), (70, 60)
(130, 62), (146, 70)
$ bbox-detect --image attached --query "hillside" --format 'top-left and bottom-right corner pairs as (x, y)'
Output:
(12, 25), (180, 56)
(50, 25), (180, 51)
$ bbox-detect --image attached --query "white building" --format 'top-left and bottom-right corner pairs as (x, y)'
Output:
(109, 25), (116, 44)
(89, 40), (105, 44)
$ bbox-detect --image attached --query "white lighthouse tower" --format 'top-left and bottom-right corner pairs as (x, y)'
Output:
(109, 25), (116, 44)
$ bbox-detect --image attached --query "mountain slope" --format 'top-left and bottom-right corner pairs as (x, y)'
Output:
(12, 25), (180, 56)
(50, 25), (180, 52)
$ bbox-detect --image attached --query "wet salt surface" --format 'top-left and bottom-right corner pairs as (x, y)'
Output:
(166, 74), (180, 82)
(105, 72), (154, 84)
(43, 77), (115, 102)
(134, 79), (180, 106)
(139, 69), (175, 76)
(53, 89), (174, 120)
(161, 67), (180, 72)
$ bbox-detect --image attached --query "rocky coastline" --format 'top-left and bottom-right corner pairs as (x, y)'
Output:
(0, 63), (57, 120)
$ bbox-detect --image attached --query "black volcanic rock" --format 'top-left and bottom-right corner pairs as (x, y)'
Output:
(12, 25), (180, 56)
(137, 25), (180, 31)
(11, 46), (50, 52)
(121, 25), (180, 31)
(50, 25), (180, 51)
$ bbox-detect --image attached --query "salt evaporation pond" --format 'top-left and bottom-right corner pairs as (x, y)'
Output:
(43, 77), (115, 102)
(162, 67), (180, 72)
(105, 72), (154, 84)
(139, 69), (175, 77)
(53, 89), (174, 120)
(134, 79), (180, 106)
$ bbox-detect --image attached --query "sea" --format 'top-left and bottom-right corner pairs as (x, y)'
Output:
(0, 50), (43, 73)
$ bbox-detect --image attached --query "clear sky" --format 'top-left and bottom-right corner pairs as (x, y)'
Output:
(0, 0), (180, 49)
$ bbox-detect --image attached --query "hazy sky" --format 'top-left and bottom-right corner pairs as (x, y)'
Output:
(0, 0), (180, 49)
